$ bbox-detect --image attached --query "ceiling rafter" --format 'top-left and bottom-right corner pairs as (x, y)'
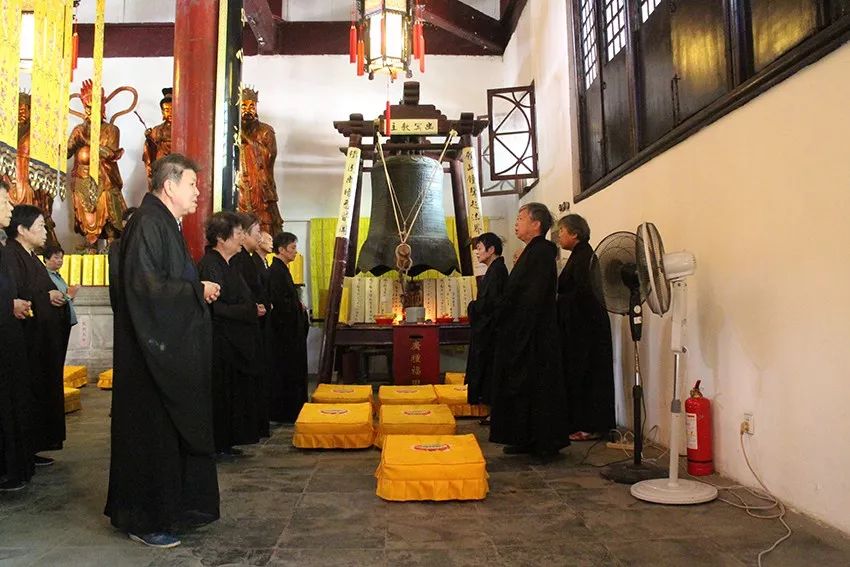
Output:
(244, 0), (279, 54)
(422, 0), (505, 53)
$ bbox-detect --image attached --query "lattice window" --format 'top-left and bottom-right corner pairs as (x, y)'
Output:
(579, 0), (598, 89)
(604, 0), (627, 61)
(640, 0), (663, 22)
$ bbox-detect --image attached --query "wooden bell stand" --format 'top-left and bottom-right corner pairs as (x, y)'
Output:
(318, 82), (488, 383)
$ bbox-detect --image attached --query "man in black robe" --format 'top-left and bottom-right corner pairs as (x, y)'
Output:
(465, 232), (508, 421)
(5, 205), (69, 465)
(489, 203), (570, 459)
(107, 206), (137, 310)
(105, 154), (221, 548)
(556, 214), (615, 441)
(266, 232), (308, 423)
(0, 182), (35, 491)
(232, 213), (270, 438)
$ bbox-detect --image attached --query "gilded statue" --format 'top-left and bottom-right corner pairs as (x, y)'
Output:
(11, 92), (58, 246)
(142, 87), (172, 182)
(237, 87), (283, 236)
(67, 80), (137, 248)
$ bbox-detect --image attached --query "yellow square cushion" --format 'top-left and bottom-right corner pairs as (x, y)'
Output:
(375, 404), (456, 448)
(444, 372), (465, 385)
(63, 387), (81, 414)
(293, 403), (374, 449)
(378, 385), (438, 406)
(311, 384), (373, 405)
(97, 369), (113, 390)
(433, 384), (489, 417)
(375, 434), (488, 501)
(63, 366), (88, 388)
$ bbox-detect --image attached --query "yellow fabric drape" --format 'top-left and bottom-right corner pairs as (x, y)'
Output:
(28, 0), (73, 199)
(309, 216), (491, 317)
(0, 0), (21, 180)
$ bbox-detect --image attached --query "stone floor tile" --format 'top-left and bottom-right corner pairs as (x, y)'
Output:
(484, 511), (595, 547)
(277, 517), (386, 549)
(496, 542), (621, 567)
(604, 537), (747, 567)
(386, 546), (504, 567)
(478, 489), (573, 517)
(306, 473), (377, 493)
(269, 548), (387, 567)
(293, 491), (387, 521)
(385, 516), (491, 550)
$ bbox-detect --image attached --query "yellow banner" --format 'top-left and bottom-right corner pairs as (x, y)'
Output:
(461, 146), (484, 238)
(29, 0), (73, 198)
(88, 0), (105, 184)
(0, 0), (21, 180)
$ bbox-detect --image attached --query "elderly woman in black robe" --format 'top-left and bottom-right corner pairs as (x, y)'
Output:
(198, 212), (263, 455)
(266, 232), (308, 423)
(5, 205), (69, 467)
(232, 213), (271, 438)
(0, 184), (35, 491)
(465, 232), (508, 423)
(556, 214), (615, 441)
(489, 203), (570, 459)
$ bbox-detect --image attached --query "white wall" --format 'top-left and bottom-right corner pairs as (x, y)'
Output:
(501, 2), (850, 534)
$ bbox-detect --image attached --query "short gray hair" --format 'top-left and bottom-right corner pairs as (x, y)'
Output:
(519, 202), (553, 236)
(557, 214), (590, 242)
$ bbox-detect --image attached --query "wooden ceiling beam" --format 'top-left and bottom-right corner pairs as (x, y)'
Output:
(422, 0), (506, 53)
(244, 0), (279, 54)
(77, 21), (498, 58)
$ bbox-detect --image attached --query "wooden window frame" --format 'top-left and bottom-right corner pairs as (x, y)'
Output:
(570, 0), (850, 203)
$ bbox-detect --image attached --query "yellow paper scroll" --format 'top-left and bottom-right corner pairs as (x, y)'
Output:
(335, 147), (362, 238)
(460, 146), (484, 239)
(88, 0), (105, 184)
(0, 0), (21, 179)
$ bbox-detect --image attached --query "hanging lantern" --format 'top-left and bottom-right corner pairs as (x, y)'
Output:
(350, 0), (425, 80)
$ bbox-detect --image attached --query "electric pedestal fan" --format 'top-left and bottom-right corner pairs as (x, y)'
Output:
(591, 232), (665, 484)
(630, 222), (717, 504)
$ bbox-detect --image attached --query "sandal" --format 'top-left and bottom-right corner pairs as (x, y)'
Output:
(569, 431), (601, 442)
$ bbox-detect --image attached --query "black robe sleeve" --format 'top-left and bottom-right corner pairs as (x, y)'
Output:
(198, 252), (257, 323)
(119, 212), (213, 454)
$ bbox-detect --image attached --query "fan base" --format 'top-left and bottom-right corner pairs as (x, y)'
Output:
(600, 462), (666, 485)
(630, 478), (718, 505)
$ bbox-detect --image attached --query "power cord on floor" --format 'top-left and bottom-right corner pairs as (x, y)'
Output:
(686, 428), (791, 567)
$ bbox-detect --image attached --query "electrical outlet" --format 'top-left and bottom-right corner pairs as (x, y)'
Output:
(742, 413), (754, 435)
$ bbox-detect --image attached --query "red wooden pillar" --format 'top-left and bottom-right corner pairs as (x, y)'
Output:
(173, 0), (218, 260)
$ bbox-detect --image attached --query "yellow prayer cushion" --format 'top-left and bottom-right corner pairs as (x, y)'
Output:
(375, 404), (456, 448)
(63, 366), (88, 388)
(293, 403), (374, 449)
(444, 372), (465, 385)
(97, 369), (113, 390)
(63, 387), (81, 414)
(375, 434), (488, 501)
(311, 384), (373, 406)
(434, 384), (489, 417)
(378, 385), (438, 406)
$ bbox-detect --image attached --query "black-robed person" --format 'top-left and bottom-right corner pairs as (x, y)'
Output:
(266, 232), (308, 423)
(5, 205), (69, 467)
(107, 206), (137, 311)
(105, 154), (221, 548)
(0, 182), (34, 491)
(232, 213), (271, 438)
(465, 232), (508, 423)
(489, 203), (570, 460)
(556, 214), (615, 442)
(198, 212), (263, 455)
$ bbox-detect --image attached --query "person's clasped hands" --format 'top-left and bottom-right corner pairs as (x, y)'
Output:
(201, 281), (221, 304)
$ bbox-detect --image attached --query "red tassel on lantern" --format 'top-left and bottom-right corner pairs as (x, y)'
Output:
(349, 24), (357, 64)
(419, 33), (426, 73)
(357, 38), (365, 76)
(385, 101), (391, 136)
(70, 31), (79, 80)
(412, 21), (421, 60)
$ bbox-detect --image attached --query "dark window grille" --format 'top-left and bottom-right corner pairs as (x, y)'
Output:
(604, 0), (627, 61)
(580, 0), (599, 89)
(640, 0), (663, 22)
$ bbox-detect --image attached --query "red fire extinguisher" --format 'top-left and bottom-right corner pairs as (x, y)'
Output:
(685, 380), (714, 475)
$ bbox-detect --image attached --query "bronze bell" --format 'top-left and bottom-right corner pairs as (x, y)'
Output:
(358, 154), (459, 277)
